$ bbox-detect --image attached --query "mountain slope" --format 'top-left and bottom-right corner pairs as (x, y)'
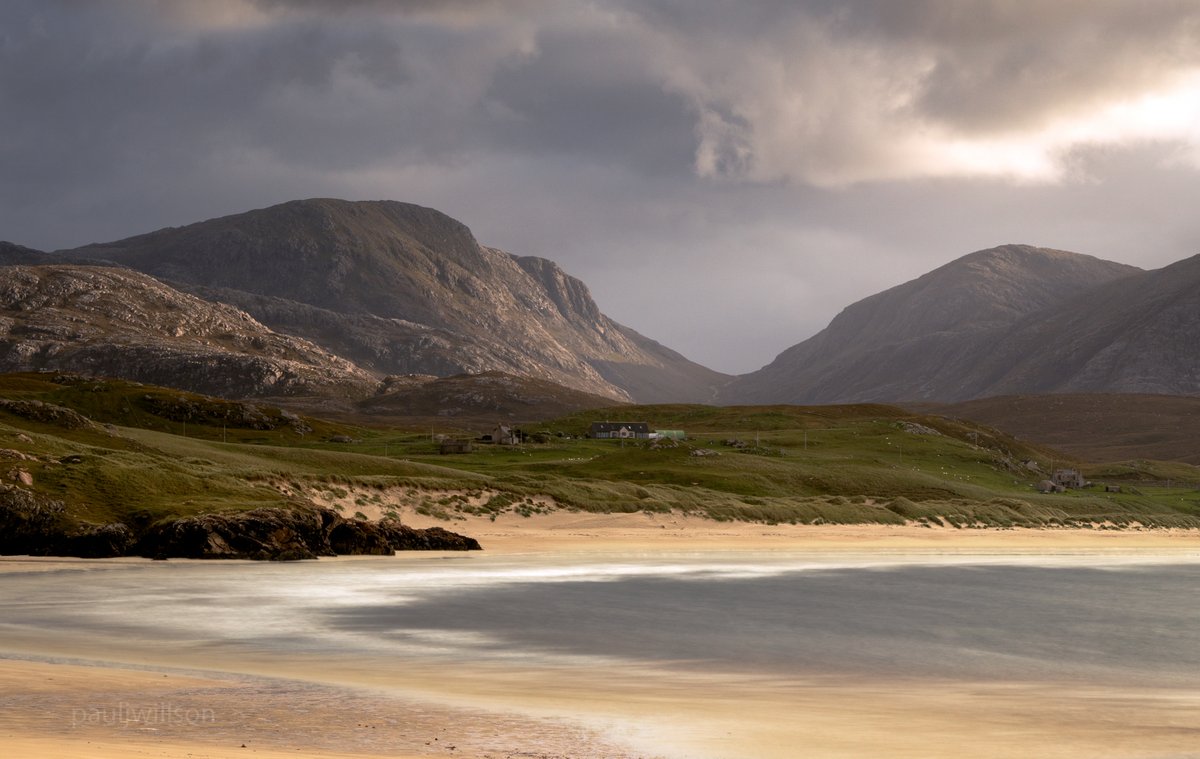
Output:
(721, 245), (1142, 404)
(0, 265), (376, 398)
(948, 254), (1200, 398)
(0, 241), (48, 264)
(356, 371), (621, 423)
(57, 199), (727, 402)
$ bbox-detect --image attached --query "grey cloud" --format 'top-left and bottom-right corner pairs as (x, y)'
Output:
(2, 1), (1199, 373)
(614, 0), (1200, 182)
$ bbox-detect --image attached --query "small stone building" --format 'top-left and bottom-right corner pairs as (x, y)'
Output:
(1052, 469), (1087, 489)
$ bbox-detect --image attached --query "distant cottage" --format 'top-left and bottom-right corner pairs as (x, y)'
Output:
(589, 421), (652, 440)
(494, 424), (519, 445)
(1052, 469), (1087, 489)
(482, 424), (520, 445)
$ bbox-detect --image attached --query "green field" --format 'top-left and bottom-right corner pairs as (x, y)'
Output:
(3, 373), (1199, 532)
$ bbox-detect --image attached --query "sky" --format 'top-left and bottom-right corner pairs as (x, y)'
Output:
(3, 1), (1200, 375)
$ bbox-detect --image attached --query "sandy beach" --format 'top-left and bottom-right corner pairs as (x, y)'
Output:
(394, 508), (1200, 555)
(4, 516), (1200, 758)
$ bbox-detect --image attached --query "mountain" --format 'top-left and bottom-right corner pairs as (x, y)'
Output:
(946, 253), (1200, 398)
(0, 242), (47, 264)
(0, 265), (376, 399)
(53, 199), (728, 403)
(721, 245), (1143, 404)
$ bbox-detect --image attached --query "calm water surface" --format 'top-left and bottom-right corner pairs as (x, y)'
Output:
(2, 551), (1199, 687)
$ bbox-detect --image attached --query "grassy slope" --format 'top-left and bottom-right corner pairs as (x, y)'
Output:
(2, 374), (1199, 528)
(911, 394), (1200, 465)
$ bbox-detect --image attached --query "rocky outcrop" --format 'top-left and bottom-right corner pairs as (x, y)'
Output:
(329, 519), (482, 555)
(136, 506), (337, 561)
(0, 265), (379, 399)
(0, 488), (481, 560)
(0, 485), (134, 558)
(136, 507), (481, 560)
(0, 398), (103, 431)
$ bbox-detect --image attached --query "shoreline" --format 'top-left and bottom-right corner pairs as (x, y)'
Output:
(4, 516), (1200, 758)
(4, 511), (1199, 574)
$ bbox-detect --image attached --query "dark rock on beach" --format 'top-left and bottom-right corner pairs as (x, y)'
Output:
(325, 516), (483, 557)
(0, 490), (481, 560)
(0, 484), (133, 558)
(136, 506), (338, 561)
(137, 507), (481, 560)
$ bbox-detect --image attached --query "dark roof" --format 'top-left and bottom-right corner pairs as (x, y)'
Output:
(589, 421), (650, 433)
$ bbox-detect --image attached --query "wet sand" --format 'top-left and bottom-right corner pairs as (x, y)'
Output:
(0, 658), (634, 759)
(5, 654), (1200, 759)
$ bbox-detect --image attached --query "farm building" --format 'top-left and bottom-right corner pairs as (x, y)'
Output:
(494, 425), (519, 445)
(589, 421), (652, 440)
(1052, 469), (1087, 489)
(482, 425), (520, 445)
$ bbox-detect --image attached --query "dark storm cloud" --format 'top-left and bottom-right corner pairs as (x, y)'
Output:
(2, 1), (1199, 372)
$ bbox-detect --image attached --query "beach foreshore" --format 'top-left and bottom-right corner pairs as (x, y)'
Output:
(3, 515), (1199, 758)
(0, 657), (634, 759)
(395, 509), (1200, 554)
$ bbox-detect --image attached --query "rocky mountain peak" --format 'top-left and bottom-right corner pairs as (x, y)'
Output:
(29, 199), (727, 403)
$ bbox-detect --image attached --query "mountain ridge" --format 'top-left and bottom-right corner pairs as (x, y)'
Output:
(52, 199), (728, 403)
(720, 244), (1148, 404)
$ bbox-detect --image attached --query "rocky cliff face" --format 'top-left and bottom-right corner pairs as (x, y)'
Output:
(58, 199), (728, 403)
(721, 245), (1145, 404)
(0, 265), (377, 399)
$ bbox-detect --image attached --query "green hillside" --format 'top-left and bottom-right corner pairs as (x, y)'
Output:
(2, 373), (1199, 535)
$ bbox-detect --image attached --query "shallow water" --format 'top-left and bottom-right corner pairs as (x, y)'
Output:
(3, 550), (1199, 688)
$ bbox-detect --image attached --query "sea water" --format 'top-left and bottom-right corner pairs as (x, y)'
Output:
(2, 550), (1199, 689)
